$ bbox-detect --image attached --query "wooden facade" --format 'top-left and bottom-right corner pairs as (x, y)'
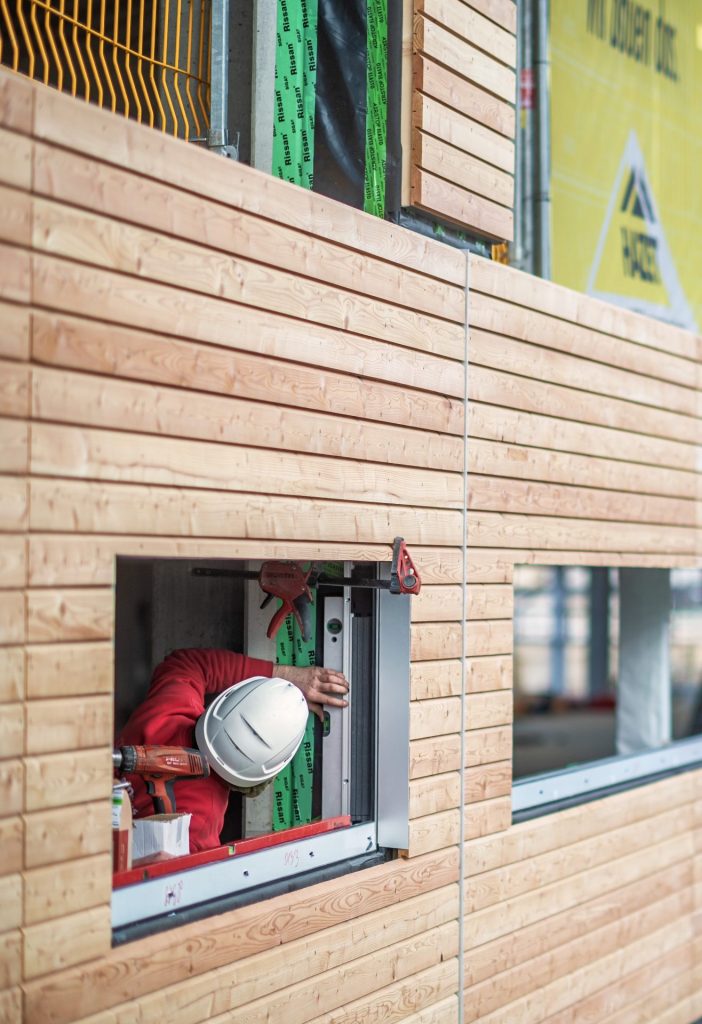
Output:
(405, 0), (516, 240)
(1, 1), (701, 1016)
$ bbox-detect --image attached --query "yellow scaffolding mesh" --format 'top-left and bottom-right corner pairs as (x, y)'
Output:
(0, 0), (211, 140)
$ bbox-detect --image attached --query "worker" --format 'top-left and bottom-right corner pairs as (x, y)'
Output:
(117, 647), (349, 852)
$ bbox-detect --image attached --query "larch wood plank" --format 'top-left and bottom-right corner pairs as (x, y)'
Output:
(471, 436), (698, 502)
(463, 885), (692, 1022)
(0, 185), (31, 246)
(24, 905), (111, 981)
(0, 759), (22, 816)
(464, 796), (511, 840)
(31, 313), (464, 437)
(466, 655), (512, 693)
(0, 242), (30, 304)
(0, 67), (34, 133)
(24, 802), (111, 869)
(0, 985), (21, 1024)
(415, 94), (514, 172)
(472, 290), (698, 389)
(411, 734), (462, 779)
(0, 360), (29, 417)
(32, 142), (464, 324)
(414, 57), (515, 137)
(595, 955), (695, 1024)
(32, 256), (465, 400)
(470, 364), (701, 446)
(0, 817), (22, 874)
(465, 803), (694, 914)
(415, 17), (515, 102)
(464, 725), (511, 767)
(408, 808), (460, 855)
(26, 588), (113, 643)
(29, 479), (463, 547)
(469, 401), (699, 473)
(32, 83), (466, 285)
(466, 691), (512, 730)
(397, 995), (459, 1024)
(193, 924), (459, 1024)
(0, 929), (21, 988)
(0, 702), (23, 757)
(25, 696), (112, 755)
(79, 888), (460, 1024)
(465, 771), (699, 877)
(533, 924), (694, 1024)
(0, 301), (30, 360)
(461, 0), (517, 34)
(470, 329), (699, 420)
(469, 472), (697, 526)
(24, 748), (111, 812)
(301, 960), (459, 1024)
(410, 772), (461, 817)
(26, 535), (464, 586)
(411, 659), (463, 699)
(417, 0), (516, 65)
(0, 477), (28, 531)
(32, 197), (466, 361)
(0, 418), (28, 472)
(31, 365), (463, 473)
(0, 126), (31, 190)
(412, 168), (514, 241)
(414, 129), (513, 206)
(23, 848), (459, 1024)
(464, 760), (511, 802)
(467, 511), (699, 555)
(470, 255), (699, 362)
(0, 646), (23, 702)
(0, 872), (21, 930)
(412, 583), (512, 622)
(463, 860), (691, 988)
(29, 422), (463, 510)
(26, 642), (112, 698)
(411, 620), (513, 661)
(411, 697), (461, 740)
(23, 854), (112, 925)
(0, 591), (25, 645)
(463, 831), (694, 951)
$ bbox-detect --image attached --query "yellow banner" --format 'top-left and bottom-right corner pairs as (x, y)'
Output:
(551, 1), (701, 330)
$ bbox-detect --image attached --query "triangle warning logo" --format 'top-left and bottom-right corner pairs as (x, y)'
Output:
(586, 131), (697, 330)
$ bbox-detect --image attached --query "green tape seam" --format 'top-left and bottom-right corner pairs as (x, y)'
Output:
(272, 0), (319, 188)
(363, 0), (387, 217)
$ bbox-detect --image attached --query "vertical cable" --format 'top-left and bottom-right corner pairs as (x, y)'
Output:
(458, 249), (470, 1024)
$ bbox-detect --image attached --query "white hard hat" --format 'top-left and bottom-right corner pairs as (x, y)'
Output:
(194, 676), (308, 789)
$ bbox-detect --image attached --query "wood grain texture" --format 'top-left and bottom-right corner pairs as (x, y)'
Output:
(412, 167), (513, 240)
(0, 646), (24, 702)
(414, 16), (516, 103)
(417, 0), (516, 65)
(23, 854), (112, 925)
(26, 643), (113, 698)
(24, 748), (112, 812)
(0, 929), (21, 988)
(24, 802), (111, 869)
(24, 905), (111, 980)
(415, 94), (514, 173)
(23, 848), (459, 1024)
(0, 301), (30, 360)
(25, 696), (112, 754)
(414, 57), (515, 137)
(0, 67), (34, 133)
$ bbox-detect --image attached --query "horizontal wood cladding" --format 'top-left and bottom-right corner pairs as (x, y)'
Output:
(410, 0), (516, 239)
(24, 849), (459, 1024)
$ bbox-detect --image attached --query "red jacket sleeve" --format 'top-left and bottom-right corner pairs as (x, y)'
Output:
(117, 648), (274, 747)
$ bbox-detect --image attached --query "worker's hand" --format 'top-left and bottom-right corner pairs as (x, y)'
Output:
(275, 665), (349, 722)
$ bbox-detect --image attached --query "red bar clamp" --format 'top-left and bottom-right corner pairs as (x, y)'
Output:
(258, 560), (313, 639)
(390, 537), (421, 595)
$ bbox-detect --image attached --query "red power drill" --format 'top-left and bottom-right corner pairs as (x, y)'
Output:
(113, 745), (210, 814)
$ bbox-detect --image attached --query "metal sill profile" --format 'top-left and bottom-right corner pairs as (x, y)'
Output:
(512, 735), (702, 815)
(112, 821), (377, 929)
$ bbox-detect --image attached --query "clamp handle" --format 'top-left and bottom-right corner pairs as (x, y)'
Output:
(390, 537), (421, 595)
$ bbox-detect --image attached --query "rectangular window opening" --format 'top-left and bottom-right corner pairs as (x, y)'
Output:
(111, 556), (410, 935)
(513, 565), (702, 814)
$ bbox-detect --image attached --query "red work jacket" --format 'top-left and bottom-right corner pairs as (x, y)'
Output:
(117, 647), (274, 853)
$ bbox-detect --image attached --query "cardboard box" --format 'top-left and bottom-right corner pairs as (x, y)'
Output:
(133, 813), (192, 865)
(112, 784), (133, 873)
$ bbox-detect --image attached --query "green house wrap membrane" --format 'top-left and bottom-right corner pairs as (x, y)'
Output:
(272, 0), (319, 188)
(364, 0), (387, 217)
(272, 574), (317, 830)
(273, 0), (389, 217)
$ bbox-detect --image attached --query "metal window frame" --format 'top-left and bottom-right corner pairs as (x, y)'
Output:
(513, 735), (702, 813)
(111, 558), (410, 931)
